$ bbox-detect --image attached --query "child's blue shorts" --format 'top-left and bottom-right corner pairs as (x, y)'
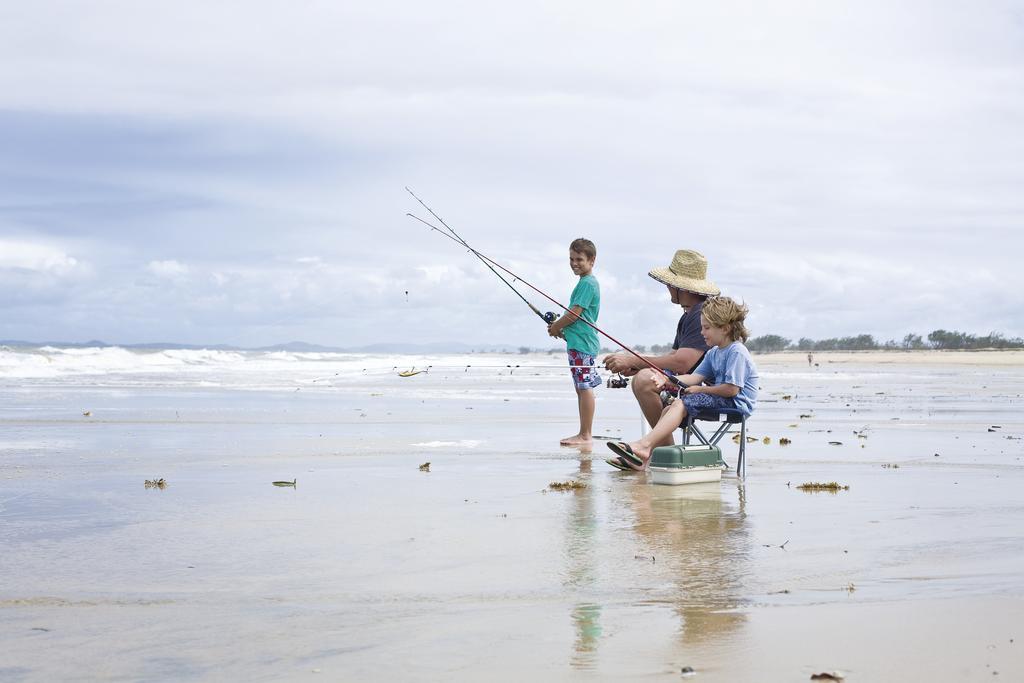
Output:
(681, 392), (736, 416)
(567, 349), (602, 390)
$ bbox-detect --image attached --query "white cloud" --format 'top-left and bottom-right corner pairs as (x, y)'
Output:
(0, 239), (79, 273)
(146, 259), (189, 278)
(0, 237), (92, 317)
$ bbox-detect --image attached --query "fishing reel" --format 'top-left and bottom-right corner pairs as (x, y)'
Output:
(607, 374), (629, 389)
(659, 382), (686, 405)
(542, 311), (558, 324)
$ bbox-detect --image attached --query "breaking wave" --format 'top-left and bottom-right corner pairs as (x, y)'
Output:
(0, 344), (431, 386)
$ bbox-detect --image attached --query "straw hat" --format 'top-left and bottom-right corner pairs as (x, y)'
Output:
(648, 249), (720, 296)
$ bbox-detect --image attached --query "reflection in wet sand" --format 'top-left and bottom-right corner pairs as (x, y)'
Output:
(570, 602), (602, 667)
(562, 463), (601, 669)
(625, 480), (750, 646)
(558, 470), (751, 668)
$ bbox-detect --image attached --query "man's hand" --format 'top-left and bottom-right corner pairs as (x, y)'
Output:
(603, 352), (635, 374)
(547, 323), (563, 339)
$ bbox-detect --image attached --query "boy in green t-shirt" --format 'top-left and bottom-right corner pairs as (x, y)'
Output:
(548, 238), (601, 446)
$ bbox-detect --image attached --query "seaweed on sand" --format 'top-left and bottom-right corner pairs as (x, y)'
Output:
(796, 482), (849, 492)
(548, 480), (586, 492)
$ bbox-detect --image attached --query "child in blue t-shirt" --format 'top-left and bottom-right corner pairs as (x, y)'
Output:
(606, 296), (758, 470)
(548, 238), (601, 446)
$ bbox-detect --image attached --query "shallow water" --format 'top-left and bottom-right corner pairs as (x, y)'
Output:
(1, 352), (1023, 680)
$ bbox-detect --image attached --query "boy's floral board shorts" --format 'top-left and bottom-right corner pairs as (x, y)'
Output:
(567, 349), (602, 390)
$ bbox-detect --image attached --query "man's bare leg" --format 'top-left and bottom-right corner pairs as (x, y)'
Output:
(631, 369), (674, 447)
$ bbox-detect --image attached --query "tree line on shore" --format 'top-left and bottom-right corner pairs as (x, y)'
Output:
(519, 329), (1022, 355)
(744, 330), (1024, 353)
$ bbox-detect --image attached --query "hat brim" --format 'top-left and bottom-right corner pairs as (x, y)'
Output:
(648, 269), (720, 296)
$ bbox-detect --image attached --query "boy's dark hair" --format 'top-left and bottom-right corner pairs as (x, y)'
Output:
(570, 238), (596, 261)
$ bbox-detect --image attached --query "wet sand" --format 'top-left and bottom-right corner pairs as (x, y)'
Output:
(1, 352), (1023, 680)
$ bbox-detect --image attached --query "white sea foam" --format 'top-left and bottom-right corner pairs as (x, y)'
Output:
(0, 346), (560, 392)
(411, 440), (483, 448)
(0, 346), (375, 383)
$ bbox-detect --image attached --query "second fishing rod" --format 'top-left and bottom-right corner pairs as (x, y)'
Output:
(404, 196), (683, 389)
(406, 188), (559, 326)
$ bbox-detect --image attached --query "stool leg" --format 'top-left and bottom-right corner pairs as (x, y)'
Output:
(738, 418), (746, 478)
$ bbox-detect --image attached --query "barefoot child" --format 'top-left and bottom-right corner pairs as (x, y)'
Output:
(548, 238), (601, 446)
(606, 296), (758, 470)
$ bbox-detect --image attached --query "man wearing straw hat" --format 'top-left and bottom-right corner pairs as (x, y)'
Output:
(603, 249), (720, 446)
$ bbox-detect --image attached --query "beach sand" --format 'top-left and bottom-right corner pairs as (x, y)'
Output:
(1, 351), (1022, 680)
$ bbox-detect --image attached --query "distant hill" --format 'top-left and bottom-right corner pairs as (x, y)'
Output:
(1, 339), (243, 351)
(0, 339), (524, 354)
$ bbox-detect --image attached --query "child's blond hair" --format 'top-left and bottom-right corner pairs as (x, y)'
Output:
(701, 296), (750, 343)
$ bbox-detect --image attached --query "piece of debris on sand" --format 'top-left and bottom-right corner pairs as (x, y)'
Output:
(796, 482), (849, 493)
(549, 480), (586, 492)
(272, 479), (296, 487)
(144, 479), (167, 489)
(779, 437), (792, 445)
(810, 672), (844, 681)
(418, 462), (431, 472)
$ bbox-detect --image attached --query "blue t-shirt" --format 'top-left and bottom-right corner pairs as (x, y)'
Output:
(563, 274), (600, 356)
(692, 341), (759, 416)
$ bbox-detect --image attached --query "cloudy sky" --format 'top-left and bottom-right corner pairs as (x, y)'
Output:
(2, 1), (1022, 349)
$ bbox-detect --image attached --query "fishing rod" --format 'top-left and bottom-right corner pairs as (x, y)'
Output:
(405, 208), (682, 388)
(406, 187), (557, 325)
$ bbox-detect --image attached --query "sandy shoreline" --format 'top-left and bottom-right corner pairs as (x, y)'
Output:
(2, 354), (1023, 680)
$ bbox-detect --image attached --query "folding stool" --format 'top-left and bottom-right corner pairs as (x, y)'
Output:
(681, 408), (749, 478)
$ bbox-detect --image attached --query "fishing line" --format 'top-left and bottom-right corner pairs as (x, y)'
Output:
(405, 203), (681, 388)
(405, 187), (556, 324)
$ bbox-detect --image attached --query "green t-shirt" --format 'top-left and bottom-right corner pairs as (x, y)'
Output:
(564, 274), (600, 356)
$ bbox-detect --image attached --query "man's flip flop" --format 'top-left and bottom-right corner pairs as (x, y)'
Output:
(605, 457), (634, 472)
(606, 441), (644, 468)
